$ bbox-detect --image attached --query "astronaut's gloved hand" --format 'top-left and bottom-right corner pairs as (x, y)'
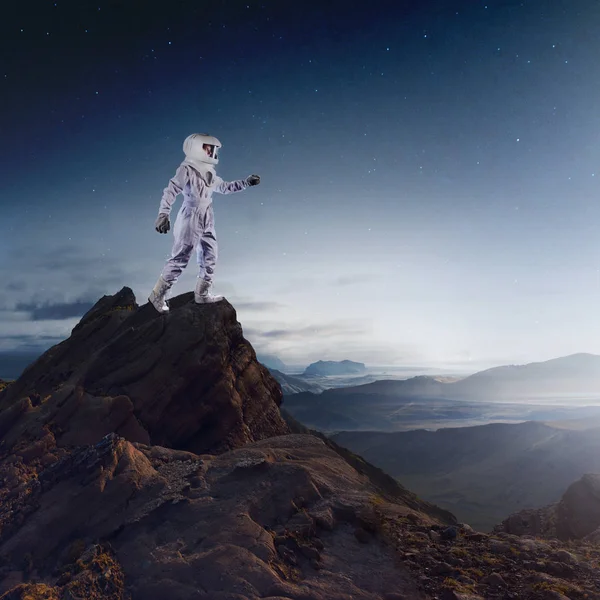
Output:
(246, 174), (261, 186)
(155, 213), (170, 234)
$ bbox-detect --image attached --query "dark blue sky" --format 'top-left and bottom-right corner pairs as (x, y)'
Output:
(1, 0), (600, 371)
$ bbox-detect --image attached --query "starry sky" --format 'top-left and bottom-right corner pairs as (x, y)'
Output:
(1, 0), (600, 375)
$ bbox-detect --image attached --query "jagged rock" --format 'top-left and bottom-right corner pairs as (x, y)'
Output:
(441, 526), (457, 540)
(431, 562), (454, 575)
(483, 572), (506, 587)
(309, 505), (335, 531)
(441, 591), (484, 600)
(0, 433), (435, 599)
(556, 473), (600, 539)
(464, 532), (488, 542)
(354, 527), (371, 543)
(583, 525), (600, 543)
(0, 288), (289, 456)
(552, 549), (576, 564)
(495, 473), (600, 541)
(429, 530), (441, 542)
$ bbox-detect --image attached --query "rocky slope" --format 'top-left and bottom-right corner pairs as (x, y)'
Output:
(0, 287), (461, 600)
(332, 421), (600, 532)
(377, 517), (600, 600)
(284, 414), (600, 599)
(1, 288), (600, 599)
(496, 473), (600, 543)
(0, 430), (448, 600)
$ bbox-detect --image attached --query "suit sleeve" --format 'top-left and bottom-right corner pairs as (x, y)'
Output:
(213, 175), (249, 195)
(158, 165), (187, 216)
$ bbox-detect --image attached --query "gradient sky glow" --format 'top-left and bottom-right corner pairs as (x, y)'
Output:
(2, 0), (600, 371)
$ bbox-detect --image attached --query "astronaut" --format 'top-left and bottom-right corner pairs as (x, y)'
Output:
(148, 133), (260, 313)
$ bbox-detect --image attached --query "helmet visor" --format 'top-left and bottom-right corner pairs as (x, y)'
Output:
(203, 144), (219, 160)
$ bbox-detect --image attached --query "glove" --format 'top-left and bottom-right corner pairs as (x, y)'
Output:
(246, 174), (261, 186)
(155, 213), (170, 234)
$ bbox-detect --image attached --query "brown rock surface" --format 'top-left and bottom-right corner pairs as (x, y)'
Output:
(0, 430), (444, 599)
(0, 287), (289, 455)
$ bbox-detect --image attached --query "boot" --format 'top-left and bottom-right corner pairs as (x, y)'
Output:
(194, 278), (223, 304)
(149, 276), (172, 313)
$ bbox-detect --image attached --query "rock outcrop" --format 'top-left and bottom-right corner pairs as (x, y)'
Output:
(0, 431), (442, 599)
(495, 473), (600, 542)
(0, 287), (289, 455)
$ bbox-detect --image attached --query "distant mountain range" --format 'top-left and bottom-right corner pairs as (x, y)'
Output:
(447, 352), (600, 398)
(282, 354), (600, 433)
(268, 369), (326, 395)
(281, 353), (600, 535)
(325, 353), (600, 400)
(256, 357), (367, 378)
(257, 354), (288, 372)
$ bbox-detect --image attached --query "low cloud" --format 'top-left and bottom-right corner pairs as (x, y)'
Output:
(0, 317), (81, 352)
(15, 301), (95, 321)
(234, 301), (287, 312)
(0, 334), (64, 356)
(6, 281), (27, 292)
(244, 321), (369, 342)
(2, 242), (134, 304)
(332, 274), (377, 287)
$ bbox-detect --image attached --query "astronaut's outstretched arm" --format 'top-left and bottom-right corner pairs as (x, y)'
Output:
(213, 177), (249, 195)
(158, 165), (187, 216)
(214, 174), (260, 194)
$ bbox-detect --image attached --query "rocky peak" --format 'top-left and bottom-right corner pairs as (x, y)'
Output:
(0, 287), (464, 599)
(0, 286), (289, 455)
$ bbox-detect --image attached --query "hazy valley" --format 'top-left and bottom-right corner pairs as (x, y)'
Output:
(273, 354), (600, 534)
(332, 420), (600, 532)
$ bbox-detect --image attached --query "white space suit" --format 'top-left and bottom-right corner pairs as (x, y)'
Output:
(149, 133), (260, 313)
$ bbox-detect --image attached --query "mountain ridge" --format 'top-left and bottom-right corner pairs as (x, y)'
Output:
(0, 287), (464, 600)
(2, 289), (600, 598)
